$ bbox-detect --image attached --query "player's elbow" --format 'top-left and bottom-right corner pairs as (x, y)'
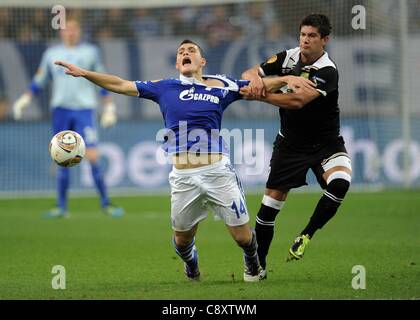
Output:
(113, 80), (134, 96)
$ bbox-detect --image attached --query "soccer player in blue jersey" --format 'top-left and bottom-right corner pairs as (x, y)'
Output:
(12, 18), (124, 218)
(54, 39), (268, 282)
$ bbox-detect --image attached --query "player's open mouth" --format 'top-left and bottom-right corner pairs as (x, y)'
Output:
(182, 57), (192, 66)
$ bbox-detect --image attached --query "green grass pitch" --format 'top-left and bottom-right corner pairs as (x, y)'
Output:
(0, 191), (419, 299)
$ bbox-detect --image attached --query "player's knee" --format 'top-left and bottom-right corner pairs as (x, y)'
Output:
(233, 231), (253, 247)
(265, 189), (287, 201)
(327, 171), (351, 199)
(174, 237), (191, 248)
(235, 236), (250, 247)
(174, 233), (194, 248)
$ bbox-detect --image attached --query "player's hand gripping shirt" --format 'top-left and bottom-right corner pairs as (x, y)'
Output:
(260, 47), (340, 148)
(135, 74), (249, 155)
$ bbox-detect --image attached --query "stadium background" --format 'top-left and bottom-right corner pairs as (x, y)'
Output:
(0, 0), (419, 301)
(0, 0), (419, 194)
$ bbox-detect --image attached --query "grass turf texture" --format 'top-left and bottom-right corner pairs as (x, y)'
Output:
(0, 191), (419, 299)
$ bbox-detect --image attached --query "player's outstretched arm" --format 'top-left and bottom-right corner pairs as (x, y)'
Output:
(262, 90), (318, 110)
(240, 84), (320, 110)
(263, 76), (316, 92)
(55, 61), (138, 97)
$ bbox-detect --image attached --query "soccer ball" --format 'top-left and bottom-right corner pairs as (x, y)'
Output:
(49, 130), (86, 167)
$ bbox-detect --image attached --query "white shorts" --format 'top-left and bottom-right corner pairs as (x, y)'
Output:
(169, 156), (249, 232)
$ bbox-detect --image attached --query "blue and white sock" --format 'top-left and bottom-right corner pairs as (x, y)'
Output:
(173, 237), (198, 268)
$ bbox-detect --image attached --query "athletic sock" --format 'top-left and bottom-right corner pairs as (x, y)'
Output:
(240, 231), (259, 270)
(90, 162), (109, 207)
(255, 195), (284, 269)
(301, 178), (350, 238)
(173, 237), (197, 269)
(240, 230), (258, 258)
(57, 167), (69, 210)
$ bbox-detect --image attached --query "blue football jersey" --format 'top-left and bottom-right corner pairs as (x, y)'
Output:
(135, 74), (249, 155)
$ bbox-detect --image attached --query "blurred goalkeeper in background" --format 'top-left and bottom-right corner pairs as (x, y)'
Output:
(12, 18), (124, 218)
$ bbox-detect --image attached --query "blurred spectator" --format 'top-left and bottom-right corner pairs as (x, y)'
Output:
(93, 8), (131, 39)
(107, 9), (131, 38)
(0, 69), (8, 121)
(83, 9), (107, 41)
(0, 95), (8, 121)
(67, 8), (83, 22)
(169, 7), (200, 36)
(17, 24), (33, 43)
(265, 21), (297, 51)
(31, 9), (50, 41)
(236, 2), (275, 40)
(408, 0), (420, 33)
(0, 8), (12, 38)
(95, 26), (114, 40)
(0, 66), (9, 121)
(130, 9), (160, 38)
(197, 5), (239, 46)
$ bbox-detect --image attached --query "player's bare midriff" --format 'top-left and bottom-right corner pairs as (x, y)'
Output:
(172, 152), (223, 169)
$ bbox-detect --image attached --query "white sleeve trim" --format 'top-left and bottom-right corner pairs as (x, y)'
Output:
(316, 89), (327, 96)
(203, 74), (239, 91)
(134, 81), (141, 97)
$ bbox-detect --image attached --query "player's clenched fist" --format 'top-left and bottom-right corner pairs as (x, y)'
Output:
(285, 76), (316, 91)
(247, 75), (266, 99)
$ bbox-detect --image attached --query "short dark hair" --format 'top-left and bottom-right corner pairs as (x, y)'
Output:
(178, 39), (205, 57)
(299, 14), (332, 38)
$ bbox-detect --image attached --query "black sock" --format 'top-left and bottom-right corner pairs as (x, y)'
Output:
(301, 178), (350, 238)
(255, 204), (281, 269)
(301, 196), (339, 238)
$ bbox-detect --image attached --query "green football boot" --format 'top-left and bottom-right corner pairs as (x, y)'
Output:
(287, 234), (310, 261)
(102, 204), (124, 218)
(43, 207), (69, 219)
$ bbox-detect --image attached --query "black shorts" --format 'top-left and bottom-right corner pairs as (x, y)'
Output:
(266, 135), (349, 191)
